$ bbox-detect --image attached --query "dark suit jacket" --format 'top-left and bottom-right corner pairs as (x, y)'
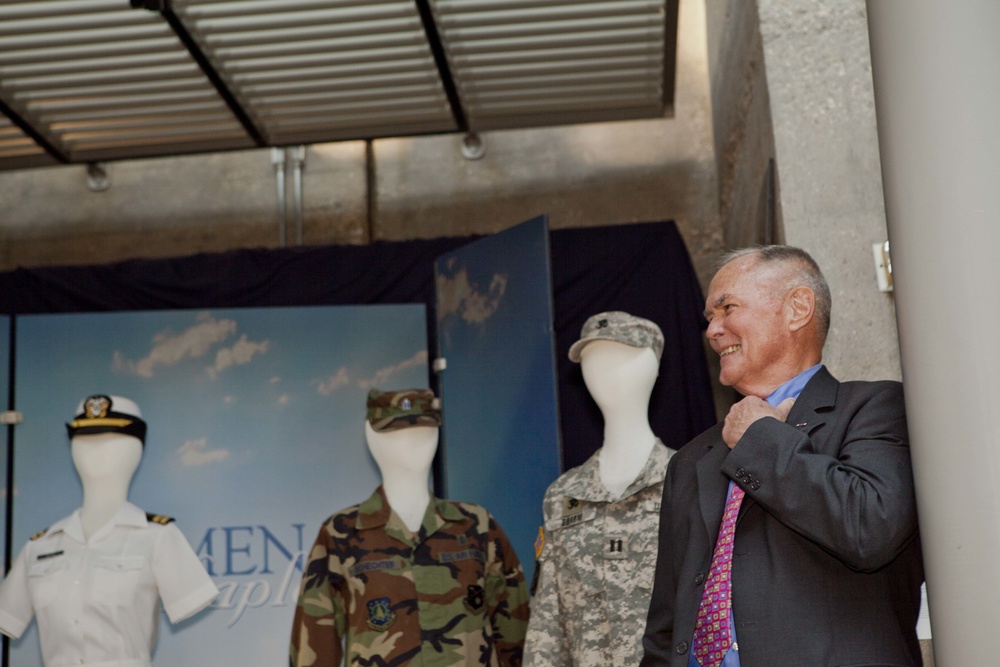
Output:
(641, 367), (924, 667)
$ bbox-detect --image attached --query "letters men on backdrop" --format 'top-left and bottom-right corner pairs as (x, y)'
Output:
(641, 246), (924, 667)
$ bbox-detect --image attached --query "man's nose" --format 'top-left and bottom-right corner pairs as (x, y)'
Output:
(706, 317), (723, 338)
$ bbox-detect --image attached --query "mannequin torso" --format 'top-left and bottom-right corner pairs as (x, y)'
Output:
(580, 339), (659, 497)
(364, 421), (438, 533)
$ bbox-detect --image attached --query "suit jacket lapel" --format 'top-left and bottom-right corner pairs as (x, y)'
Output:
(785, 365), (838, 435)
(696, 432), (732, 541)
(698, 367), (841, 535)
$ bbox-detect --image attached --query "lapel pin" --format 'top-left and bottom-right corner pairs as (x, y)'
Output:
(795, 422), (808, 428)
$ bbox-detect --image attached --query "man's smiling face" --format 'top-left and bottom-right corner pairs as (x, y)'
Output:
(703, 256), (793, 398)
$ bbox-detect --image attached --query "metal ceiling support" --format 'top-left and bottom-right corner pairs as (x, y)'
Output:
(131, 0), (267, 146)
(271, 147), (287, 247)
(290, 145), (305, 246)
(662, 0), (679, 115)
(0, 96), (68, 163)
(413, 0), (468, 132)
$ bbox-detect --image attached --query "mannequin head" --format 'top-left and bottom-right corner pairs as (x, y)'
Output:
(365, 387), (441, 478)
(65, 393), (146, 498)
(71, 432), (143, 488)
(580, 339), (659, 412)
(365, 421), (439, 477)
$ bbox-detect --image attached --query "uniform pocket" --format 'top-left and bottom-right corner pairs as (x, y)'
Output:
(28, 557), (69, 608)
(93, 555), (145, 606)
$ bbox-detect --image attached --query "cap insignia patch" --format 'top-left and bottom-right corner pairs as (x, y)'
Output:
(84, 395), (111, 419)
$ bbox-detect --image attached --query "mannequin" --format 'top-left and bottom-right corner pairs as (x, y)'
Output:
(290, 388), (530, 667)
(0, 394), (218, 667)
(363, 421), (437, 532)
(525, 311), (674, 667)
(580, 339), (659, 497)
(72, 431), (143, 540)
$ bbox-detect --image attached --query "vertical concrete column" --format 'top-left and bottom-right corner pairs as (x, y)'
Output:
(754, 0), (901, 383)
(867, 2), (1000, 664)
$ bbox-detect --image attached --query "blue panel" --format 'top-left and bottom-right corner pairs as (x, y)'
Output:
(435, 215), (562, 575)
(10, 305), (427, 666)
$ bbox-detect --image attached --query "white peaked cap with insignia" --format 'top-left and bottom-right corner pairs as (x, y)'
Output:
(66, 394), (148, 445)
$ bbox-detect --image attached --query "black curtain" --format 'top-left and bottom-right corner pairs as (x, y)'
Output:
(0, 221), (715, 471)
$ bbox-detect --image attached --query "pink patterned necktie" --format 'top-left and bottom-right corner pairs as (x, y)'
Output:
(692, 483), (745, 667)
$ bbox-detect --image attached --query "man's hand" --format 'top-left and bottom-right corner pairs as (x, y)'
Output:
(722, 396), (795, 449)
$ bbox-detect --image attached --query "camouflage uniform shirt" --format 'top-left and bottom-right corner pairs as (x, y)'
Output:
(524, 440), (673, 667)
(290, 486), (530, 667)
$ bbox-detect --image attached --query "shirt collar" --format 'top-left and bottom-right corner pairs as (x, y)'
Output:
(766, 363), (823, 407)
(356, 486), (463, 529)
(48, 501), (148, 543)
(577, 438), (671, 502)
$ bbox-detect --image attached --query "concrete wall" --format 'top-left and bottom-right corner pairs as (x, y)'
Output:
(706, 0), (901, 385)
(705, 0), (780, 250)
(757, 0), (901, 384)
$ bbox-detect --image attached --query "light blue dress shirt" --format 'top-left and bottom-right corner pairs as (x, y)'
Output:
(687, 364), (822, 667)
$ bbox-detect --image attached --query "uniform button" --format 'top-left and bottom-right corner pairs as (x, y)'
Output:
(694, 573), (705, 585)
(675, 641), (689, 655)
(735, 467), (746, 477)
(751, 480), (761, 490)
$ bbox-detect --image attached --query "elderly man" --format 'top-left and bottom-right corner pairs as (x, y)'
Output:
(641, 246), (923, 667)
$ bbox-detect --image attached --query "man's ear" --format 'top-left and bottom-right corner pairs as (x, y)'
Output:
(786, 286), (815, 332)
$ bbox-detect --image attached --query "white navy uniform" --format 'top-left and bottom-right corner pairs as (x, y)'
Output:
(0, 502), (218, 667)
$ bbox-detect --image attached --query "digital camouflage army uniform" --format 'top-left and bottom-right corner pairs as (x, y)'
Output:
(524, 440), (673, 667)
(290, 486), (529, 667)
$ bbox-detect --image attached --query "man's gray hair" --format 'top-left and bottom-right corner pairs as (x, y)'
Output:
(719, 245), (832, 343)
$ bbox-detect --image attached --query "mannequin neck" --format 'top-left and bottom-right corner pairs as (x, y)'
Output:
(365, 423), (438, 533)
(71, 433), (142, 540)
(80, 480), (130, 539)
(381, 472), (432, 534)
(579, 340), (659, 497)
(598, 408), (657, 497)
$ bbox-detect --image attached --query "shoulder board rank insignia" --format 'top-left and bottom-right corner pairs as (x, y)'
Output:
(366, 597), (396, 631)
(30, 528), (49, 541)
(146, 513), (175, 525)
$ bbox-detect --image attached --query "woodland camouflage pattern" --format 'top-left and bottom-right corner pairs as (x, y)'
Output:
(524, 441), (673, 667)
(366, 388), (442, 432)
(290, 486), (529, 666)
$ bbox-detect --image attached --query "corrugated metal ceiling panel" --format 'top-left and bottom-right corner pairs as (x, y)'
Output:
(173, 0), (457, 145)
(0, 0), (254, 164)
(431, 0), (669, 130)
(0, 0), (677, 171)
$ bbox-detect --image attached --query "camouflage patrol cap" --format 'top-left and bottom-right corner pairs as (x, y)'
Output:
(568, 311), (664, 363)
(366, 388), (442, 432)
(66, 394), (147, 445)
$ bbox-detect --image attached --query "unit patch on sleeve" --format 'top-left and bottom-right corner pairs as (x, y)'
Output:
(366, 597), (396, 631)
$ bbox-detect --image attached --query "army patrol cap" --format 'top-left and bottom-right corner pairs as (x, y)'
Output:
(568, 311), (664, 363)
(367, 388), (442, 432)
(66, 394), (147, 445)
